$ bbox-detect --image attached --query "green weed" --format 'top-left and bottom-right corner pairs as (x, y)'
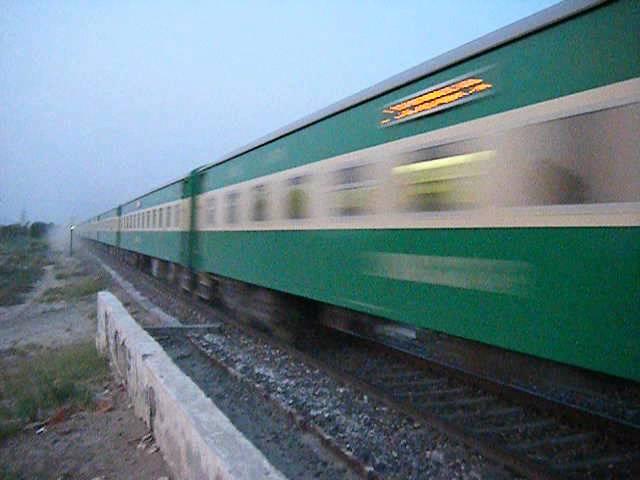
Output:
(41, 272), (109, 303)
(0, 342), (109, 439)
(53, 261), (90, 280)
(0, 466), (22, 480)
(0, 239), (49, 306)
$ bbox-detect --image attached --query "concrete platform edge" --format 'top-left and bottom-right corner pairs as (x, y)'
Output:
(96, 291), (286, 480)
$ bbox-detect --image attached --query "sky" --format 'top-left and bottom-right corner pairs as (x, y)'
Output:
(0, 0), (558, 225)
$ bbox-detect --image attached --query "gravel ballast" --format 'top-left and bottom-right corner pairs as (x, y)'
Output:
(151, 327), (510, 480)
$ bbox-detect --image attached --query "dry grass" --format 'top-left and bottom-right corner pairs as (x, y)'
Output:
(0, 467), (21, 480)
(0, 239), (48, 306)
(41, 271), (109, 303)
(0, 342), (109, 440)
(53, 257), (91, 280)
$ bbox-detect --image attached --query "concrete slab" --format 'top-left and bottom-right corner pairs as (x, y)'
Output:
(96, 291), (286, 480)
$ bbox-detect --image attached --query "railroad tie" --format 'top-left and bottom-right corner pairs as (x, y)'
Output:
(510, 431), (596, 452)
(471, 419), (554, 435)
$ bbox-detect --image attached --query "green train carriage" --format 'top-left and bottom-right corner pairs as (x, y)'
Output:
(119, 179), (186, 266)
(80, 0), (640, 381)
(78, 209), (119, 245)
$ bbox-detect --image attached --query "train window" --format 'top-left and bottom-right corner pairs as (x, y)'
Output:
(166, 206), (172, 228)
(251, 185), (267, 221)
(287, 175), (309, 219)
(492, 102), (639, 206)
(333, 165), (375, 216)
(393, 145), (493, 212)
(393, 102), (640, 210)
(158, 208), (164, 229)
(226, 192), (239, 224)
(152, 209), (157, 228)
(146, 211), (150, 229)
(206, 196), (216, 226)
(175, 205), (181, 228)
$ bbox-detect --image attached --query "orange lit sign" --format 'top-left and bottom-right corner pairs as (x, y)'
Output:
(380, 75), (493, 127)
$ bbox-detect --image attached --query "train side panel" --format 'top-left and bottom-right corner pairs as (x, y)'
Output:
(119, 180), (187, 265)
(192, 227), (639, 381)
(96, 208), (119, 247)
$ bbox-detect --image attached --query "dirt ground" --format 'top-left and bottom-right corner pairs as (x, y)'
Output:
(0, 235), (171, 480)
(0, 266), (96, 352)
(0, 383), (171, 480)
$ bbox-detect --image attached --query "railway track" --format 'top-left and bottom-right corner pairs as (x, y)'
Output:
(95, 249), (640, 479)
(295, 331), (640, 479)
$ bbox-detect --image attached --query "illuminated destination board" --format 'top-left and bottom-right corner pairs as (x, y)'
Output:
(380, 74), (493, 127)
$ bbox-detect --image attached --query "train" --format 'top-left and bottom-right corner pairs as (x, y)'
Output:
(78, 0), (639, 382)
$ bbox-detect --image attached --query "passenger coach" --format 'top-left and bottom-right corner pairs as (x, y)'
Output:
(78, 0), (640, 381)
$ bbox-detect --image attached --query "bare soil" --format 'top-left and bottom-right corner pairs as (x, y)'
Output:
(0, 381), (171, 480)
(0, 265), (97, 352)
(0, 239), (171, 480)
